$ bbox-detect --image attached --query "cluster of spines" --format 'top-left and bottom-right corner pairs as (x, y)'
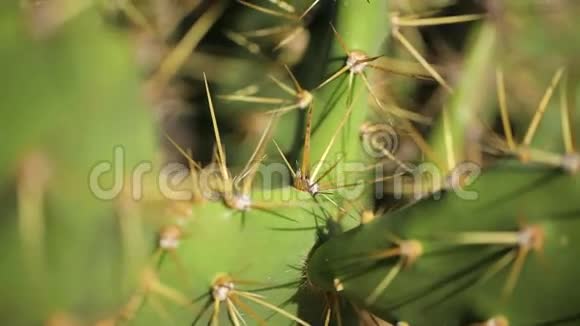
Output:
(105, 1), (580, 325)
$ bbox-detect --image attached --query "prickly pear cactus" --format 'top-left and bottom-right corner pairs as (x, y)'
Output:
(307, 162), (580, 325)
(3, 0), (580, 326)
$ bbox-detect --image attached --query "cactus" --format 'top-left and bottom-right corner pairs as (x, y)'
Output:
(307, 162), (580, 325)
(0, 4), (155, 324)
(2, 1), (580, 326)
